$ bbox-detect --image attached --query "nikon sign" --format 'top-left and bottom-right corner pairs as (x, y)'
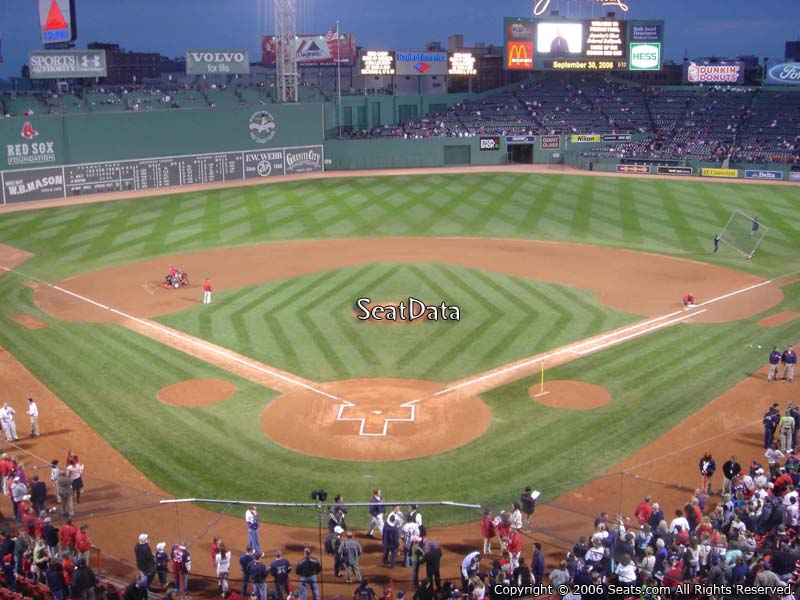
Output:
(186, 50), (250, 75)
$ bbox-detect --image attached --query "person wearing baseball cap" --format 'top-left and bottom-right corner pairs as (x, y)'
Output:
(135, 533), (155, 589)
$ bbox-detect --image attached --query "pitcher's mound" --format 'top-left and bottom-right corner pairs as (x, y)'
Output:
(529, 380), (611, 410)
(157, 379), (236, 407)
(261, 378), (491, 461)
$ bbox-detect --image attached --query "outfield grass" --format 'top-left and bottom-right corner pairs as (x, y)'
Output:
(0, 173), (797, 281)
(0, 173), (797, 527)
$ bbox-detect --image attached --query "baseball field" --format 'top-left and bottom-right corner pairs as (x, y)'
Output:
(0, 168), (799, 566)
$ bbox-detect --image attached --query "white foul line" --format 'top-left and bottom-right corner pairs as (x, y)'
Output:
(0, 266), (342, 403)
(572, 309), (705, 355)
(428, 270), (793, 399)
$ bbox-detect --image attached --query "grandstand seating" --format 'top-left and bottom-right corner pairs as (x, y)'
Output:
(237, 86), (276, 106)
(44, 93), (86, 115)
(204, 86), (243, 108)
(1, 94), (44, 118)
(1, 75), (798, 163)
(85, 90), (126, 112)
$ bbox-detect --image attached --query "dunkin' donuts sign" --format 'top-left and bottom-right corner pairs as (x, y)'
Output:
(684, 60), (744, 85)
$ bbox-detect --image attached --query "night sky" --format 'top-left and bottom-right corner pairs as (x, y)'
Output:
(0, 0), (797, 78)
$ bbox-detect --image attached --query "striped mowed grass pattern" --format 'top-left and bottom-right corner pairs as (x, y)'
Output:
(157, 262), (638, 383)
(0, 173), (797, 281)
(0, 173), (797, 525)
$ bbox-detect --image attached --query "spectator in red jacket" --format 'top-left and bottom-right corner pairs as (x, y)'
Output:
(506, 530), (522, 570)
(634, 496), (653, 525)
(480, 510), (495, 555)
(75, 525), (92, 565)
(59, 519), (77, 552)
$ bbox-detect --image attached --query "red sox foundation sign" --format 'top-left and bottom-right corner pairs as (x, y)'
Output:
(6, 122), (56, 166)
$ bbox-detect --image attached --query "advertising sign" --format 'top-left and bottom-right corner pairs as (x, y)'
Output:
(701, 168), (739, 178)
(571, 134), (601, 143)
(394, 52), (447, 76)
(629, 43), (661, 71)
(506, 42), (534, 70)
(657, 166), (693, 176)
(6, 121), (57, 167)
(29, 50), (106, 79)
(448, 52), (477, 76)
(2, 167), (65, 203)
(744, 170), (783, 180)
(603, 134), (632, 142)
(617, 164), (649, 173)
(764, 61), (800, 85)
(285, 146), (324, 174)
(506, 136), (536, 143)
(504, 18), (534, 71)
(684, 61), (745, 84)
(360, 51), (396, 75)
(630, 22), (663, 42)
(540, 135), (560, 150)
(186, 50), (250, 75)
(791, 172), (800, 182)
(479, 136), (501, 151)
(261, 33), (357, 66)
(38, 0), (76, 44)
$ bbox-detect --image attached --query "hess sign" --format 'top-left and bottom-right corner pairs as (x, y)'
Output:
(360, 51), (395, 75)
(448, 52), (477, 76)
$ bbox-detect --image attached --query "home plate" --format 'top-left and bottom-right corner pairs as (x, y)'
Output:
(372, 410), (382, 415)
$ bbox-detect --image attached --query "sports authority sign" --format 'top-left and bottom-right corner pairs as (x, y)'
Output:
(186, 50), (250, 75)
(29, 50), (107, 79)
(6, 121), (57, 167)
(395, 52), (447, 76)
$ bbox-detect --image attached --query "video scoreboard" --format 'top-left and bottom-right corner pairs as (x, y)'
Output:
(503, 17), (664, 72)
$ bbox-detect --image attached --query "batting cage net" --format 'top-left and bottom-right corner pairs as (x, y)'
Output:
(718, 208), (768, 258)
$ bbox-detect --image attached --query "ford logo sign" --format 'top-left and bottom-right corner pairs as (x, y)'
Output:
(769, 63), (800, 82)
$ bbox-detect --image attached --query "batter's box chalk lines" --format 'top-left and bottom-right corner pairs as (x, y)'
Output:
(335, 401), (416, 437)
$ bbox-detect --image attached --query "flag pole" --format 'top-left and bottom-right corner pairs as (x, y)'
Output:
(336, 20), (342, 138)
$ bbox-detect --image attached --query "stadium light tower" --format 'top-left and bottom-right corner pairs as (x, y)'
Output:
(274, 0), (299, 103)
